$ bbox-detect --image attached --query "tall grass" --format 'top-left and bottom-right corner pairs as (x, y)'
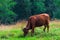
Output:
(0, 20), (60, 40)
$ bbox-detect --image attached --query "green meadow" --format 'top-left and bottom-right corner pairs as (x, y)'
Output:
(0, 20), (60, 40)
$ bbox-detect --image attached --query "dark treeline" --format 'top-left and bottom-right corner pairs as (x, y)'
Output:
(0, 0), (60, 24)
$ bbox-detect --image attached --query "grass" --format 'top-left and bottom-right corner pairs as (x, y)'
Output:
(0, 20), (60, 40)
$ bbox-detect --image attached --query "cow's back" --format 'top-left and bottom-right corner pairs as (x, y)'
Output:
(39, 14), (50, 23)
(29, 13), (50, 27)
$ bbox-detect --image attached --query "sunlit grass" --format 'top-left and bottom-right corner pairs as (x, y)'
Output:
(0, 20), (60, 40)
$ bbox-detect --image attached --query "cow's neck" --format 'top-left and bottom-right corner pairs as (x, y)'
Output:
(26, 27), (30, 30)
(26, 19), (32, 30)
(26, 23), (30, 30)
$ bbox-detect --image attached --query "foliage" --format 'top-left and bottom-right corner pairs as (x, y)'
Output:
(13, 0), (46, 19)
(53, 0), (60, 19)
(0, 0), (17, 24)
(0, 0), (60, 24)
(13, 0), (60, 20)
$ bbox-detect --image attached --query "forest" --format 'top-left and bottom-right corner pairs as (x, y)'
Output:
(0, 0), (60, 24)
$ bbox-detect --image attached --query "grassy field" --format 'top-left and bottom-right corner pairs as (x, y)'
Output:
(0, 20), (60, 40)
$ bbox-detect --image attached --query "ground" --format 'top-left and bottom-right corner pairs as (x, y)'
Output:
(0, 20), (60, 40)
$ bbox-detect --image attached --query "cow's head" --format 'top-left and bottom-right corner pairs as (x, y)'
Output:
(23, 28), (28, 36)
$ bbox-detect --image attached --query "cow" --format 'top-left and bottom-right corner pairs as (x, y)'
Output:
(23, 13), (50, 36)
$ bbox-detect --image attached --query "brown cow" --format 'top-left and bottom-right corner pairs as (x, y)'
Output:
(23, 13), (50, 36)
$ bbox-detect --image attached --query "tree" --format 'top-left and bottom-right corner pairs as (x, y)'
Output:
(54, 0), (60, 19)
(44, 0), (56, 19)
(30, 0), (46, 15)
(13, 0), (32, 20)
(0, 0), (17, 24)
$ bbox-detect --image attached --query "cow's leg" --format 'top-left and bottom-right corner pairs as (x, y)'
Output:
(46, 24), (49, 32)
(31, 26), (34, 36)
(46, 20), (49, 32)
(43, 25), (46, 32)
(30, 18), (35, 36)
